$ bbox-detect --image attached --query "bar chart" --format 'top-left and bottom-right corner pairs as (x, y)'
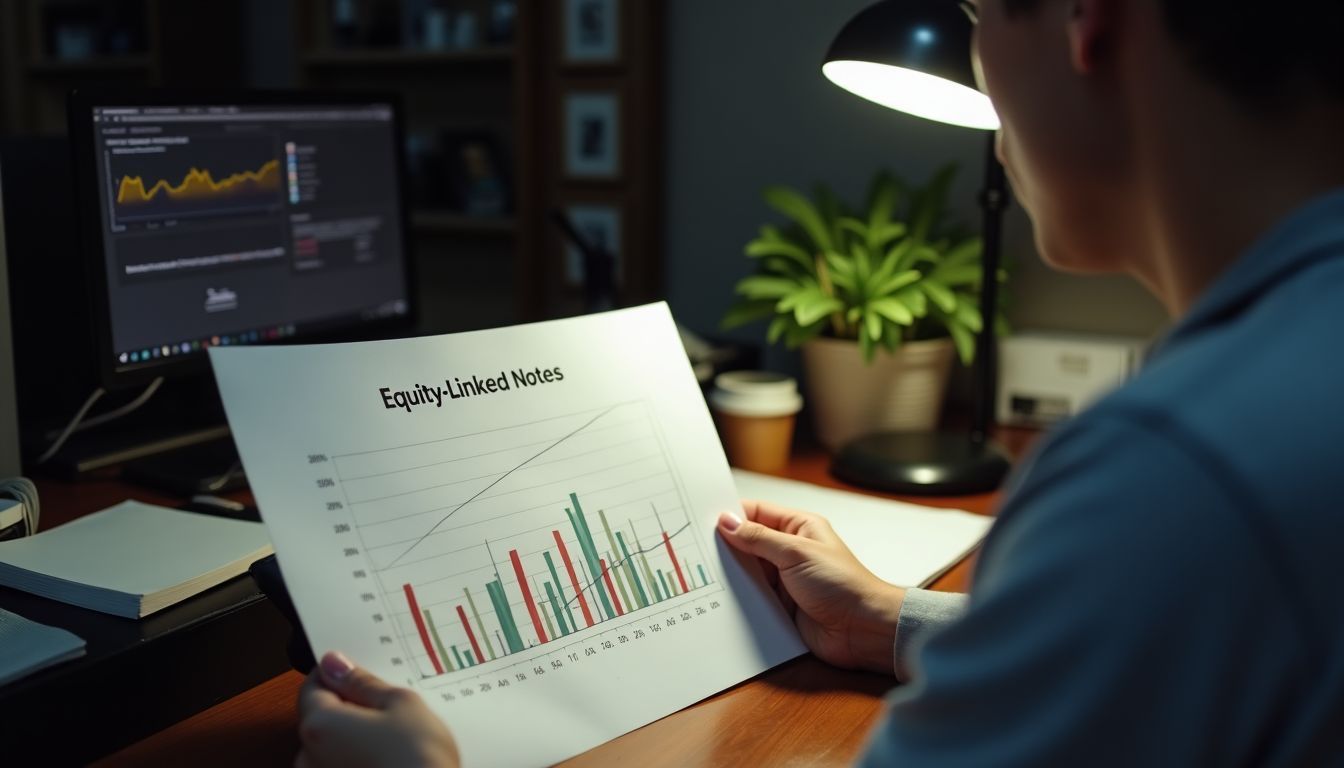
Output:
(329, 400), (719, 680)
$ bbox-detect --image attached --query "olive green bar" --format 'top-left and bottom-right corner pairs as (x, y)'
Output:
(464, 587), (497, 660)
(616, 531), (649, 608)
(424, 609), (454, 672)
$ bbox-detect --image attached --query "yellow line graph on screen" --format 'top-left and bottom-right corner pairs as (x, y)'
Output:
(116, 158), (281, 206)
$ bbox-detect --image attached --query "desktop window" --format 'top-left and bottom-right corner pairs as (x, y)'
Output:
(87, 102), (410, 368)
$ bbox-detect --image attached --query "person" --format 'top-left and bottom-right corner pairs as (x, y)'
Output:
(296, 0), (1344, 764)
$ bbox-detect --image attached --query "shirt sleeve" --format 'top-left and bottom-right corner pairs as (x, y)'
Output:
(859, 411), (1301, 767)
(893, 588), (967, 683)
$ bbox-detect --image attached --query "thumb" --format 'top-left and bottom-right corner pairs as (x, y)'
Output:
(317, 651), (404, 709)
(718, 512), (808, 570)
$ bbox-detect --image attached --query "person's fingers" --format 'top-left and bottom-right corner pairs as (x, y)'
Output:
(298, 668), (345, 719)
(717, 510), (811, 570)
(316, 651), (409, 710)
(739, 499), (838, 541)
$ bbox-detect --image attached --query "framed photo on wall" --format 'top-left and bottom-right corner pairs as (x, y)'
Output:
(563, 0), (620, 64)
(563, 205), (622, 288)
(563, 91), (621, 179)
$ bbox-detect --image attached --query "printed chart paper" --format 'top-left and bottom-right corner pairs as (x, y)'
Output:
(210, 303), (805, 767)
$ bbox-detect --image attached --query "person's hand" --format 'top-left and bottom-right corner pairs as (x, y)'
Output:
(718, 500), (905, 674)
(296, 651), (460, 768)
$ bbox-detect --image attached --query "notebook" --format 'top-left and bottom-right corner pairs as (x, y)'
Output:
(0, 500), (273, 618)
(730, 470), (994, 587)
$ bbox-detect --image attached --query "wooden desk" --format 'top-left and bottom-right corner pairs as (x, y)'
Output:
(93, 449), (1013, 767)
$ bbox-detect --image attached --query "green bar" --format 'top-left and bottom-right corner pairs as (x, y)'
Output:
(567, 496), (614, 621)
(464, 588), (497, 660)
(630, 522), (662, 602)
(615, 531), (648, 608)
(544, 551), (578, 631)
(424, 609), (454, 672)
(486, 580), (524, 654)
(698, 564), (709, 587)
(466, 655), (475, 667)
(597, 510), (636, 612)
(540, 598), (557, 641)
(493, 580), (526, 653)
(544, 581), (570, 636)
(658, 569), (671, 600)
(452, 645), (465, 670)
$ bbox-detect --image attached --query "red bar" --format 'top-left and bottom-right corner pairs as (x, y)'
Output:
(553, 530), (594, 627)
(599, 558), (624, 616)
(509, 549), (549, 644)
(456, 605), (484, 664)
(663, 532), (690, 593)
(403, 583), (443, 675)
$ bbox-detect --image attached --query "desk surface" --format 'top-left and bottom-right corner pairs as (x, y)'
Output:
(88, 446), (1016, 767)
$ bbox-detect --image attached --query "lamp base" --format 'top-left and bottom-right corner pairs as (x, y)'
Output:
(831, 430), (1010, 495)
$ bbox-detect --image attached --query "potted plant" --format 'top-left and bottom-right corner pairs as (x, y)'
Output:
(723, 166), (1005, 449)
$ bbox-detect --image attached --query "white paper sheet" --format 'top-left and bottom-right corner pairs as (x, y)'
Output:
(209, 303), (805, 767)
(730, 470), (993, 588)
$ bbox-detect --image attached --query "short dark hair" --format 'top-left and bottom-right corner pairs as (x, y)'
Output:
(1002, 0), (1344, 110)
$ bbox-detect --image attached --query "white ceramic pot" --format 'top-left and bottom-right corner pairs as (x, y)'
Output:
(800, 336), (955, 450)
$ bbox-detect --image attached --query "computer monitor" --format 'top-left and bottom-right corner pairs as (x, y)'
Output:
(68, 90), (416, 390)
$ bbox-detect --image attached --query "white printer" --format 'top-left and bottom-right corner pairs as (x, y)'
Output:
(997, 332), (1149, 426)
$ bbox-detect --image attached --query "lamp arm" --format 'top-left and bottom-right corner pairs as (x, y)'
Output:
(972, 131), (1009, 443)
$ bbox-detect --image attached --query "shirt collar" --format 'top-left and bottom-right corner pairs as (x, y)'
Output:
(1150, 186), (1344, 361)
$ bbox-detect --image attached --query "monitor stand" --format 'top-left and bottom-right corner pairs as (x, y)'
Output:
(121, 436), (245, 496)
(36, 376), (246, 497)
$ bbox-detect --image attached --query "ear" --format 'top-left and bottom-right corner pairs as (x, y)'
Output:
(1066, 0), (1116, 73)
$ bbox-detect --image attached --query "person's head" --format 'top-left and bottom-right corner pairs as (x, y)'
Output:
(970, 0), (1344, 279)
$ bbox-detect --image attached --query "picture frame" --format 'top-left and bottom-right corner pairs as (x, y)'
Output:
(562, 0), (620, 64)
(439, 130), (511, 216)
(563, 91), (621, 180)
(563, 205), (622, 289)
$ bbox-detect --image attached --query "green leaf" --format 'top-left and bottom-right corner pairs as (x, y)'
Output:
(946, 319), (976, 366)
(921, 280), (957, 313)
(864, 309), (883, 342)
(745, 238), (813, 268)
(784, 321), (827, 348)
(734, 275), (799, 300)
(780, 288), (843, 326)
(940, 237), (982, 270)
(931, 264), (983, 287)
(881, 321), (903, 352)
(868, 222), (907, 252)
(869, 297), (915, 325)
(866, 170), (901, 227)
(896, 285), (927, 316)
(846, 307), (862, 324)
(825, 250), (855, 278)
(852, 242), (871, 282)
(815, 184), (845, 248)
(764, 186), (834, 253)
(872, 269), (922, 297)
(766, 316), (790, 345)
(859, 329), (877, 363)
(837, 216), (869, 241)
(953, 299), (983, 333)
(720, 300), (776, 329)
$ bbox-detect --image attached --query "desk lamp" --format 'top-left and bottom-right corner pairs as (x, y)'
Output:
(822, 0), (1010, 494)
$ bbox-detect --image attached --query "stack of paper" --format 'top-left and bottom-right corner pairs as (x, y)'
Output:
(0, 500), (273, 618)
(0, 608), (86, 685)
(730, 470), (993, 587)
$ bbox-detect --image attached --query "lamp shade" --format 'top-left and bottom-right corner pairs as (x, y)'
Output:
(823, 0), (999, 130)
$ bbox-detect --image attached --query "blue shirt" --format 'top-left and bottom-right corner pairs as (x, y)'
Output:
(862, 189), (1344, 766)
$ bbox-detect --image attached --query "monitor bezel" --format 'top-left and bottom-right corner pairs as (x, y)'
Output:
(68, 88), (420, 391)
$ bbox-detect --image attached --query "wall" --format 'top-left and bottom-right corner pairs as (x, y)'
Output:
(663, 0), (1169, 365)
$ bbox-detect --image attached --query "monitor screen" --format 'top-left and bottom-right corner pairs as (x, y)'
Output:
(70, 93), (414, 385)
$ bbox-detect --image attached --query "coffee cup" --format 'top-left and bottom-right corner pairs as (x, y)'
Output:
(709, 371), (803, 474)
